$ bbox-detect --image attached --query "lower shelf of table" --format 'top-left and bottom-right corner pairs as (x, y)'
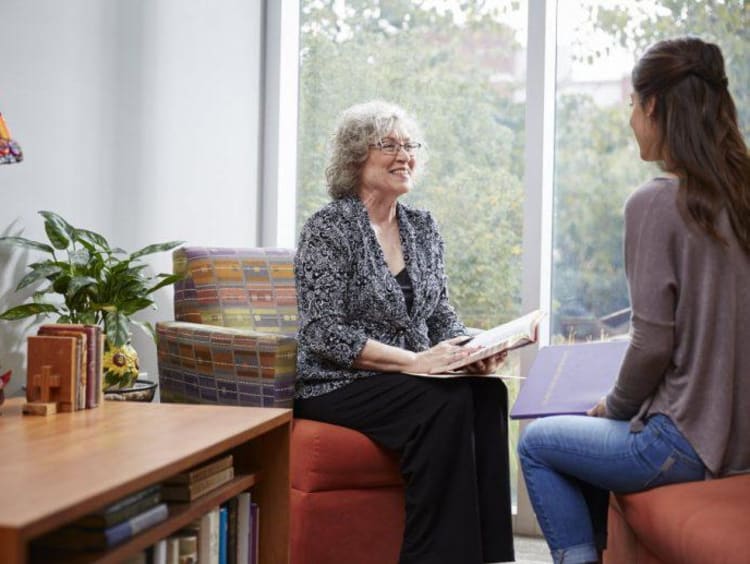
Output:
(30, 472), (259, 564)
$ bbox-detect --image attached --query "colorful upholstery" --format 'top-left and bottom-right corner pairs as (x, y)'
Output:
(156, 247), (298, 408)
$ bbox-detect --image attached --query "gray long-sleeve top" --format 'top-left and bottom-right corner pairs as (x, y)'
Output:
(606, 177), (750, 477)
(294, 196), (466, 400)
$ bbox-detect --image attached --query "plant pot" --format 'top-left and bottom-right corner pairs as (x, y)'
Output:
(103, 377), (158, 402)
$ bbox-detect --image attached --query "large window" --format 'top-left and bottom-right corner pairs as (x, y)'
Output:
(550, 0), (750, 344)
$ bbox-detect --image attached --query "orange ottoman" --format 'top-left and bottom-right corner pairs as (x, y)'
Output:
(290, 419), (405, 564)
(605, 474), (750, 564)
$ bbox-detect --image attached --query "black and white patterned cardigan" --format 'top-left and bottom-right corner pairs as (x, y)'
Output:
(294, 196), (467, 399)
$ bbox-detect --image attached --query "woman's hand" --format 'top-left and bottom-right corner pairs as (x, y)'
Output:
(587, 396), (607, 417)
(463, 350), (509, 375)
(408, 336), (478, 375)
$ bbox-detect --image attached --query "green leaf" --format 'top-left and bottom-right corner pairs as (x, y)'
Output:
(130, 241), (184, 260)
(147, 273), (184, 294)
(0, 303), (60, 320)
(75, 228), (110, 251)
(0, 236), (55, 254)
(78, 311), (98, 325)
(39, 211), (74, 250)
(104, 312), (130, 346)
(118, 297), (154, 315)
(69, 248), (92, 268)
(16, 264), (61, 290)
(67, 276), (98, 298)
(52, 275), (71, 295)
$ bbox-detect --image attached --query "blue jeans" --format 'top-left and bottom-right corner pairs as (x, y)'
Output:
(517, 414), (705, 564)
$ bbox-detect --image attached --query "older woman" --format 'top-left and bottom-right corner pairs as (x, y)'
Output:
(294, 100), (515, 564)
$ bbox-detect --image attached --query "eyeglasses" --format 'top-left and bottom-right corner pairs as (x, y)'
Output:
(369, 140), (422, 155)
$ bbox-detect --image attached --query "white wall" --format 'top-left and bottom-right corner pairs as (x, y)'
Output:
(0, 0), (264, 397)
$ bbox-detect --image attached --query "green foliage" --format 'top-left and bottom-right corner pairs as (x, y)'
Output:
(588, 0), (750, 137)
(552, 0), (750, 337)
(552, 94), (653, 331)
(0, 211), (184, 346)
(298, 0), (526, 328)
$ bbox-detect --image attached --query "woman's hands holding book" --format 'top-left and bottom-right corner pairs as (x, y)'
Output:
(463, 350), (509, 375)
(409, 336), (480, 375)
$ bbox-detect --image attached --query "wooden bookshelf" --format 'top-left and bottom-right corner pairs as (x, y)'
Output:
(0, 397), (291, 563)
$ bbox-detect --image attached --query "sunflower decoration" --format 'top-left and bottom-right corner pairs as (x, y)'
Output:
(103, 343), (140, 391)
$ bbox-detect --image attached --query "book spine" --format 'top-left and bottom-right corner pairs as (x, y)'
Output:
(85, 326), (99, 408)
(162, 467), (234, 502)
(165, 454), (233, 485)
(199, 507), (221, 564)
(98, 331), (105, 405)
(105, 503), (169, 547)
(226, 497), (238, 564)
(152, 538), (168, 564)
(250, 503), (259, 564)
(236, 493), (250, 564)
(88, 484), (161, 520)
(219, 506), (228, 564)
(166, 536), (181, 563)
(77, 490), (162, 528)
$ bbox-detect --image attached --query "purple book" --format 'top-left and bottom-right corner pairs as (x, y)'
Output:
(510, 340), (629, 419)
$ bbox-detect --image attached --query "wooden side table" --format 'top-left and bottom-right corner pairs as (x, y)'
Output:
(0, 397), (291, 563)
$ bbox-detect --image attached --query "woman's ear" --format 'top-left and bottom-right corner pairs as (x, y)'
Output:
(645, 96), (657, 118)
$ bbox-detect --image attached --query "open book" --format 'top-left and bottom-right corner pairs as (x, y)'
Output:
(408, 309), (545, 377)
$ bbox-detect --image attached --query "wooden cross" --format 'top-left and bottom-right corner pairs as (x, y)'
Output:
(31, 365), (62, 402)
(24, 366), (62, 416)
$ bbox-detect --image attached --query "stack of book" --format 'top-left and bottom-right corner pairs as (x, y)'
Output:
(25, 323), (105, 413)
(161, 454), (235, 503)
(32, 484), (168, 553)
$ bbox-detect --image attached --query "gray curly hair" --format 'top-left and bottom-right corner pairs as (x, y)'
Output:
(325, 100), (427, 199)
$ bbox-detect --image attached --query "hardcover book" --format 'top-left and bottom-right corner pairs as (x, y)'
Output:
(509, 340), (630, 419)
(219, 506), (228, 564)
(164, 454), (234, 486)
(225, 496), (239, 564)
(197, 507), (220, 564)
(36, 502), (169, 551)
(39, 324), (101, 409)
(161, 467), (235, 502)
(37, 327), (87, 410)
(72, 485), (162, 529)
(237, 493), (251, 564)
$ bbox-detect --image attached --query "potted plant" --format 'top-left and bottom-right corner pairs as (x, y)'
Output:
(0, 210), (184, 390)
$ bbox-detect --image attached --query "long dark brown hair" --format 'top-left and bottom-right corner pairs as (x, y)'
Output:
(632, 37), (750, 253)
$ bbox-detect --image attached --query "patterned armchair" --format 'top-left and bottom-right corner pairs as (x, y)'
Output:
(156, 247), (405, 564)
(156, 247), (298, 407)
